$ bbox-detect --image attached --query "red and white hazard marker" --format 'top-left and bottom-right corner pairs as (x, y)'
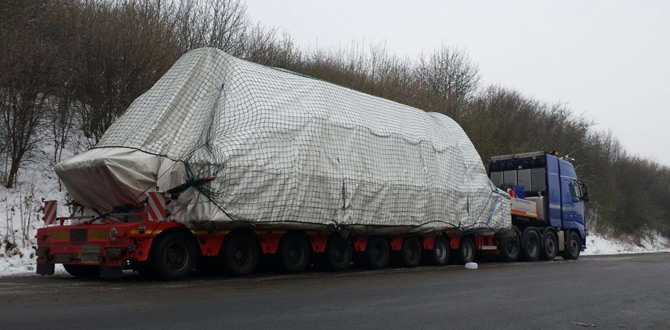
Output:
(42, 200), (58, 225)
(146, 192), (167, 221)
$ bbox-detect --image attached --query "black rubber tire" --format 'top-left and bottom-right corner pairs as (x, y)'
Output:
(500, 234), (520, 262)
(222, 232), (259, 276)
(63, 264), (100, 278)
(325, 234), (352, 271)
(541, 231), (558, 261)
(457, 236), (475, 264)
(563, 231), (581, 260)
(152, 231), (197, 280)
(425, 237), (450, 266)
(522, 230), (540, 261)
(397, 236), (422, 268)
(279, 233), (310, 273)
(364, 236), (390, 269)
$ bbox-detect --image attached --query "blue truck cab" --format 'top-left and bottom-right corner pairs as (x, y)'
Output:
(489, 151), (589, 260)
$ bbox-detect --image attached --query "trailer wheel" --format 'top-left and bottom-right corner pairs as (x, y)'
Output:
(326, 235), (352, 271)
(279, 233), (310, 273)
(425, 237), (450, 266)
(563, 231), (581, 260)
(364, 236), (390, 269)
(541, 231), (558, 260)
(222, 232), (259, 276)
(152, 231), (196, 280)
(63, 264), (100, 278)
(500, 235), (520, 262)
(396, 236), (422, 267)
(522, 230), (540, 261)
(457, 236), (475, 264)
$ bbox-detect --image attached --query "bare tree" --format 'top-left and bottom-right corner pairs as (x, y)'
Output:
(71, 0), (181, 143)
(174, 0), (208, 51)
(416, 45), (480, 119)
(0, 1), (58, 188)
(66, 0), (253, 143)
(203, 0), (249, 54)
(48, 94), (77, 164)
(1, 0), (667, 238)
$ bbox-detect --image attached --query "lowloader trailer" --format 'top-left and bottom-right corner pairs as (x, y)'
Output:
(36, 151), (587, 280)
(34, 49), (587, 280)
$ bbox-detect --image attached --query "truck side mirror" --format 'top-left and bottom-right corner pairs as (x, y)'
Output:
(581, 183), (590, 203)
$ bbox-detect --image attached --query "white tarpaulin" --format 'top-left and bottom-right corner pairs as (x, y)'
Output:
(56, 48), (511, 234)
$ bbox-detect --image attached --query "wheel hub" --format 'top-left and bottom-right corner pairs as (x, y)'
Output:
(233, 244), (249, 265)
(288, 245), (303, 264)
(165, 242), (187, 271)
(436, 243), (445, 259)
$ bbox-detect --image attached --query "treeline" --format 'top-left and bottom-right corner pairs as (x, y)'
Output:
(1, 0), (668, 238)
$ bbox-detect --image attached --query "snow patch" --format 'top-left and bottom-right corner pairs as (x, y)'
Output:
(1, 138), (78, 277)
(583, 231), (670, 255)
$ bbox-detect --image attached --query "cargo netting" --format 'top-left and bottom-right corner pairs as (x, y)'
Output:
(73, 48), (510, 233)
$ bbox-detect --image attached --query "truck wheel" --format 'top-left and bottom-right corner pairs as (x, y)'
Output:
(398, 236), (422, 267)
(222, 232), (259, 276)
(563, 231), (581, 260)
(152, 231), (197, 280)
(63, 264), (100, 278)
(522, 230), (540, 261)
(457, 236), (475, 264)
(541, 231), (558, 260)
(279, 233), (310, 273)
(326, 235), (352, 271)
(500, 235), (520, 262)
(364, 236), (390, 269)
(425, 237), (450, 266)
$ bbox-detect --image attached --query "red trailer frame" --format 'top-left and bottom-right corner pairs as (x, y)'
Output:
(36, 192), (501, 279)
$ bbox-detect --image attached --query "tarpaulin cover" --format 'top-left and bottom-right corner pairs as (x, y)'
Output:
(56, 48), (511, 234)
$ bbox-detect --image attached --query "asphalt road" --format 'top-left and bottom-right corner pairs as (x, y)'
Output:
(1, 253), (669, 330)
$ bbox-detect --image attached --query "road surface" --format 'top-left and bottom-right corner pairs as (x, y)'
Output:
(1, 253), (669, 329)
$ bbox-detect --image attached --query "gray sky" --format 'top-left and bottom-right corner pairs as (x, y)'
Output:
(246, 0), (670, 166)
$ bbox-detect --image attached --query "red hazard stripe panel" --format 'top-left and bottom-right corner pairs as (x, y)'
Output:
(511, 209), (538, 219)
(43, 201), (58, 225)
(146, 192), (166, 221)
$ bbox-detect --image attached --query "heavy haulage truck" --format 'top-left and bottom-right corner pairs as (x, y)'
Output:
(35, 48), (588, 280)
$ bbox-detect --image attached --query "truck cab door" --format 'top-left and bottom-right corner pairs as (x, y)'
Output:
(558, 159), (586, 244)
(561, 179), (585, 226)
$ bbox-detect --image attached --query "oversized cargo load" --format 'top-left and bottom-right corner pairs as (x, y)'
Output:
(56, 48), (511, 235)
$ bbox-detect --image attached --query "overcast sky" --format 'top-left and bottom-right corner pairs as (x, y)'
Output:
(245, 0), (670, 166)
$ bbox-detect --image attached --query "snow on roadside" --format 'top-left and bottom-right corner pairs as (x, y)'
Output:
(1, 140), (75, 277)
(583, 231), (670, 256)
